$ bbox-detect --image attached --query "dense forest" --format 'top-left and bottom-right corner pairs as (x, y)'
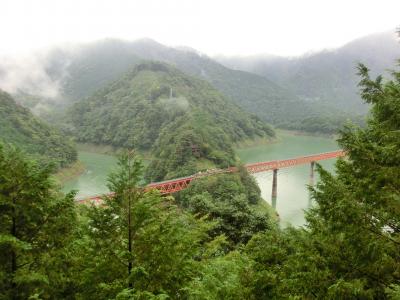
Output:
(216, 31), (400, 113)
(279, 113), (366, 134)
(44, 38), (299, 116)
(68, 61), (274, 180)
(0, 90), (77, 168)
(2, 37), (371, 134)
(1, 60), (400, 299)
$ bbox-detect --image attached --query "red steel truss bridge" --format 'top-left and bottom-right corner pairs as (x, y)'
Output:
(77, 150), (345, 205)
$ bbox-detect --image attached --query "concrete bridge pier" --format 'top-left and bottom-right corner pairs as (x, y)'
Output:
(308, 161), (315, 207)
(271, 169), (278, 209)
(309, 161), (315, 186)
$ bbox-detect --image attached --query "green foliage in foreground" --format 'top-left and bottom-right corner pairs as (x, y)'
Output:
(0, 144), (77, 299)
(72, 152), (218, 299)
(0, 147), (270, 299)
(240, 62), (400, 298)
(2, 60), (400, 299)
(176, 166), (272, 248)
(0, 90), (77, 168)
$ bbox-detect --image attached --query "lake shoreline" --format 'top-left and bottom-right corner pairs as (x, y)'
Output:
(237, 131), (338, 226)
(63, 132), (338, 227)
(55, 160), (86, 185)
(277, 129), (338, 139)
(64, 131), (328, 191)
(234, 129), (338, 151)
(76, 143), (153, 160)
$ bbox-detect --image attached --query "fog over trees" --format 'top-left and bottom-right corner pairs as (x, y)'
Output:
(1, 2), (400, 298)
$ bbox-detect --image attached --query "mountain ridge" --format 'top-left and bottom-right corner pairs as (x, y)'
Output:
(67, 61), (275, 180)
(215, 30), (400, 113)
(41, 38), (321, 128)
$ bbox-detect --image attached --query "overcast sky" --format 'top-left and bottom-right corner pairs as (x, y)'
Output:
(1, 0), (399, 57)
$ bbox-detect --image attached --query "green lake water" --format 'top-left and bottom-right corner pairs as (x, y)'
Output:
(237, 132), (339, 226)
(64, 132), (339, 226)
(62, 152), (118, 198)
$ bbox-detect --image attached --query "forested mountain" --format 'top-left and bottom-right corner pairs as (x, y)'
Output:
(216, 31), (400, 113)
(42, 38), (332, 128)
(1, 37), (371, 133)
(3, 58), (400, 298)
(67, 62), (274, 180)
(0, 90), (76, 168)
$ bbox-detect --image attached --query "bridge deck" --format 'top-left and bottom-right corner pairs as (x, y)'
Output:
(77, 150), (345, 204)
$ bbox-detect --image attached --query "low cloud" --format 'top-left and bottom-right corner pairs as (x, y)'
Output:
(0, 52), (62, 99)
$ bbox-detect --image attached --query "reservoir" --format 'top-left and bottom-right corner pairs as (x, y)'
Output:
(236, 131), (338, 226)
(63, 131), (339, 226)
(62, 152), (118, 198)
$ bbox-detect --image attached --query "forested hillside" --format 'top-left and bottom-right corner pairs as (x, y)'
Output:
(1, 37), (375, 133)
(68, 62), (274, 180)
(0, 90), (76, 168)
(2, 58), (400, 298)
(42, 39), (334, 130)
(216, 31), (400, 113)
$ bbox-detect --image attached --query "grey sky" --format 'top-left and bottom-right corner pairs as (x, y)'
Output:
(1, 0), (399, 56)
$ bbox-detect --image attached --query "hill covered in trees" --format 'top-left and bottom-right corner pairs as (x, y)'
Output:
(67, 62), (274, 180)
(2, 57), (400, 298)
(46, 38), (298, 114)
(2, 36), (383, 134)
(216, 31), (400, 114)
(0, 90), (76, 168)
(13, 38), (338, 132)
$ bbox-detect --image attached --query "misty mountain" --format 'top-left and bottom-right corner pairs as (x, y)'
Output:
(67, 62), (274, 180)
(42, 38), (327, 127)
(1, 36), (375, 133)
(0, 90), (76, 168)
(216, 31), (400, 113)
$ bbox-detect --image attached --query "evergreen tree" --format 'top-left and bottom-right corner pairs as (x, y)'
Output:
(74, 151), (215, 299)
(300, 62), (400, 297)
(0, 143), (76, 299)
(176, 172), (272, 248)
(243, 61), (400, 298)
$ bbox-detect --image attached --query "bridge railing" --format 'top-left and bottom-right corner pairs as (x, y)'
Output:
(76, 150), (345, 204)
(246, 150), (345, 173)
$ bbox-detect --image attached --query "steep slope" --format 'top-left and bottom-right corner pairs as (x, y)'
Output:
(45, 39), (321, 127)
(67, 62), (274, 180)
(216, 31), (400, 113)
(0, 90), (76, 168)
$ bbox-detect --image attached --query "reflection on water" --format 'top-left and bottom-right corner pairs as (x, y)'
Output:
(62, 152), (118, 198)
(251, 162), (334, 227)
(64, 132), (339, 226)
(237, 132), (338, 227)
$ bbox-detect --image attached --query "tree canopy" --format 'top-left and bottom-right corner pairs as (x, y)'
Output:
(68, 61), (274, 181)
(0, 144), (76, 299)
(2, 54), (400, 299)
(0, 90), (77, 168)
(240, 61), (400, 298)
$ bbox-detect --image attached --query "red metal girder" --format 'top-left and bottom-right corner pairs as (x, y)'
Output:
(76, 150), (345, 204)
(245, 150), (345, 174)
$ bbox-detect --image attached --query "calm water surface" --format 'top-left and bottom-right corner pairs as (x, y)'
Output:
(237, 132), (339, 226)
(62, 152), (118, 198)
(64, 132), (339, 226)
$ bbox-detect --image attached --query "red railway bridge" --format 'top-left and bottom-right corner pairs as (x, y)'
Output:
(77, 150), (345, 205)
